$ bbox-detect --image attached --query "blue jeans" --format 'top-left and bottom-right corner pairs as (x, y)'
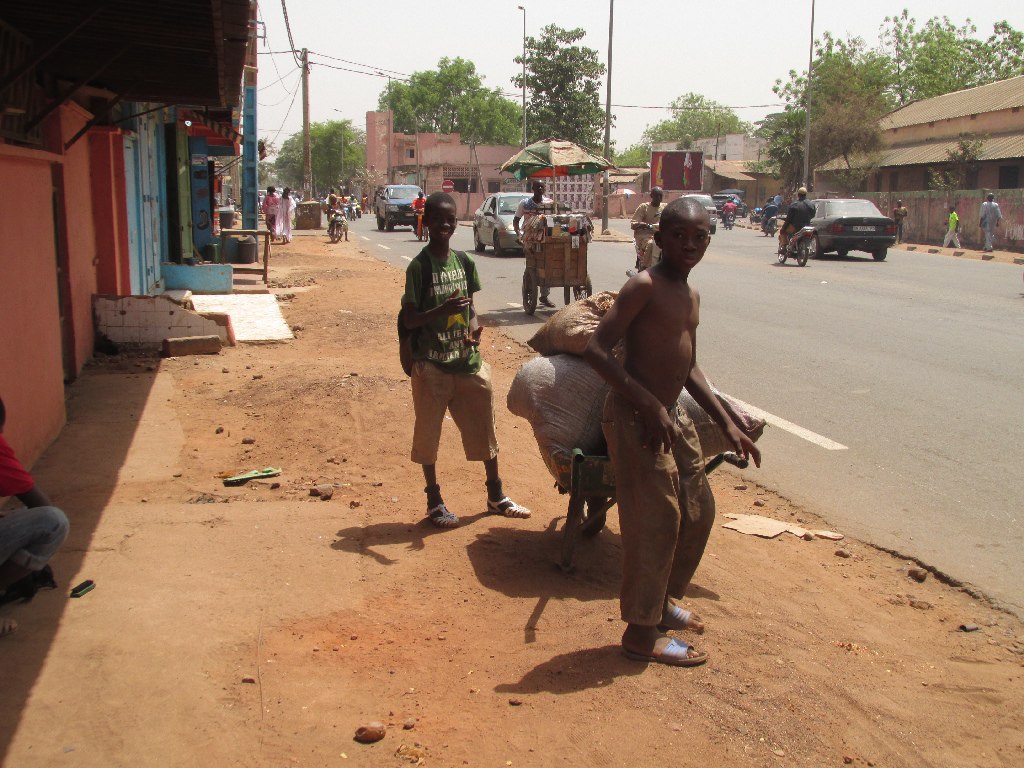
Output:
(0, 507), (69, 571)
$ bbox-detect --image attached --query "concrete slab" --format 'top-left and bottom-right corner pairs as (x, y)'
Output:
(189, 294), (293, 342)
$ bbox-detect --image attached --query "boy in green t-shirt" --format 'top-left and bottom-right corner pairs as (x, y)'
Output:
(401, 193), (530, 528)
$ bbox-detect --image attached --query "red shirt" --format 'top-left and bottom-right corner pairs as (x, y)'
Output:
(0, 434), (34, 497)
(412, 197), (425, 212)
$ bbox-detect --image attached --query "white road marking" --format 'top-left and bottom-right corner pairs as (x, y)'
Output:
(361, 236), (370, 241)
(399, 255), (412, 262)
(729, 397), (849, 451)
(377, 244), (390, 250)
(506, 302), (521, 308)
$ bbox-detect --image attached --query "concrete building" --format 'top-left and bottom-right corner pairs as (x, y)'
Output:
(653, 133), (766, 163)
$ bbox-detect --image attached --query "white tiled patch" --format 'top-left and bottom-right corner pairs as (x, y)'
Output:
(189, 294), (293, 342)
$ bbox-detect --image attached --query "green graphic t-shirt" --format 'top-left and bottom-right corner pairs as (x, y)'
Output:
(403, 248), (482, 375)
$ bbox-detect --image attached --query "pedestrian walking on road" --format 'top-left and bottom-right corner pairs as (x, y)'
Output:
(262, 186), (280, 240)
(279, 188), (295, 244)
(891, 199), (908, 244)
(942, 205), (961, 249)
(979, 193), (1002, 253)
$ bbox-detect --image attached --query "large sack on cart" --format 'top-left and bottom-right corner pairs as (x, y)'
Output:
(527, 291), (619, 357)
(507, 354), (766, 488)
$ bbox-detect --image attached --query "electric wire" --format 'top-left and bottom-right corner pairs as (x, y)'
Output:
(280, 0), (302, 68)
(264, 77), (302, 147)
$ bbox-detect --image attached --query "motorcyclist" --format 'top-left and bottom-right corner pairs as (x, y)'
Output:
(779, 187), (815, 252)
(761, 198), (779, 235)
(722, 198), (737, 227)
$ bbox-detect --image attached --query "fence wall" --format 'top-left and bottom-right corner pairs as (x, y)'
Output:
(860, 189), (1024, 252)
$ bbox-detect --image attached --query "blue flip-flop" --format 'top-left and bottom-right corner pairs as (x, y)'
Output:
(623, 638), (708, 667)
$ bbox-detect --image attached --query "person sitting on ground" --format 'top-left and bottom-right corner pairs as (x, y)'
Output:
(401, 192), (531, 528)
(584, 198), (760, 667)
(513, 181), (555, 307)
(631, 187), (664, 272)
(779, 187), (815, 252)
(0, 396), (70, 639)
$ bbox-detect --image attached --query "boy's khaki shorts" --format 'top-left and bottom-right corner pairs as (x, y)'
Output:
(410, 360), (498, 465)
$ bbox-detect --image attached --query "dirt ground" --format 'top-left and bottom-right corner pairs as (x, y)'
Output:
(2, 234), (1023, 768)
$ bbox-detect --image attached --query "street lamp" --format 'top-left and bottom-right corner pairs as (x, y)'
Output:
(376, 71), (393, 183)
(517, 5), (527, 148)
(802, 0), (816, 190)
(601, 0), (614, 235)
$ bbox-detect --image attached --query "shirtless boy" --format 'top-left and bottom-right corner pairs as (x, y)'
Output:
(584, 197), (760, 666)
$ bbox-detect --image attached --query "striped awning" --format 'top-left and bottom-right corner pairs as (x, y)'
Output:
(180, 108), (241, 145)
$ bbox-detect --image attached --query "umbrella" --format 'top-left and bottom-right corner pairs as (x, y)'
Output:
(500, 138), (613, 181)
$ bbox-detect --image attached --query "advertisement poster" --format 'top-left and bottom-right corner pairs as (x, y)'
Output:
(650, 150), (703, 191)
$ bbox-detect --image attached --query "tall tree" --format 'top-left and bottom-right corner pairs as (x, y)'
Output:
(756, 111), (806, 192)
(513, 24), (606, 150)
(378, 58), (520, 144)
(274, 120), (365, 193)
(641, 93), (751, 148)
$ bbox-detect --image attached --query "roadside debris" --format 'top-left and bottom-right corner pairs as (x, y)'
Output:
(907, 567), (929, 583)
(222, 467), (282, 487)
(722, 513), (842, 541)
(354, 722), (386, 743)
(959, 624), (980, 633)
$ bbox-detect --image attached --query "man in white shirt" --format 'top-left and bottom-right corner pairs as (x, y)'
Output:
(979, 193), (1003, 253)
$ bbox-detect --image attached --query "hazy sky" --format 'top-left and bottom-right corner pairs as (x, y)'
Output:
(255, 1), (1015, 154)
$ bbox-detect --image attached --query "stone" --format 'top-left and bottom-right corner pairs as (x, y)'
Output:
(241, 676), (256, 684)
(909, 599), (933, 610)
(310, 485), (333, 500)
(161, 335), (222, 357)
(958, 624), (980, 632)
(270, 482), (281, 490)
(215, 426), (224, 434)
(349, 500), (361, 508)
(241, 437), (256, 445)
(844, 757), (854, 765)
(403, 718), (416, 730)
(835, 549), (852, 558)
(753, 499), (766, 507)
(508, 698), (523, 706)
(802, 532), (816, 541)
(354, 722), (386, 743)
(907, 568), (928, 583)
(734, 485), (748, 491)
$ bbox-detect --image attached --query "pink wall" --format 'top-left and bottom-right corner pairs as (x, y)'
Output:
(58, 104), (99, 375)
(88, 129), (132, 295)
(0, 147), (67, 465)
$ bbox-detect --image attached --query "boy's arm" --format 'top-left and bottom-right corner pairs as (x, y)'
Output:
(583, 278), (678, 453)
(684, 336), (761, 467)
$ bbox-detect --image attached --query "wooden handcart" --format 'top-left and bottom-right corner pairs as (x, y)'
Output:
(521, 229), (593, 314)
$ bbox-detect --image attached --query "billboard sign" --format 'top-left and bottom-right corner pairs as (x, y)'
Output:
(650, 150), (703, 191)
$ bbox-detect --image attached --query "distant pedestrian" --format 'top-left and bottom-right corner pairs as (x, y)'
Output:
(630, 186), (664, 271)
(262, 186), (280, 239)
(279, 188), (295, 244)
(891, 199), (909, 244)
(979, 193), (1002, 253)
(942, 205), (961, 249)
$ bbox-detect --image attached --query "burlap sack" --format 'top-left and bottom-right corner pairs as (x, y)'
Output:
(526, 291), (618, 356)
(508, 354), (766, 488)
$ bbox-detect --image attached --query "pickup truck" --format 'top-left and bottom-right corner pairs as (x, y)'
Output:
(375, 185), (423, 231)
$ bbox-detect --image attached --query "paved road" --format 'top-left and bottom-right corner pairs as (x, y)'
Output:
(352, 215), (1024, 616)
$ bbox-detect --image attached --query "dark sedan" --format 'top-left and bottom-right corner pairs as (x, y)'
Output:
(807, 199), (897, 261)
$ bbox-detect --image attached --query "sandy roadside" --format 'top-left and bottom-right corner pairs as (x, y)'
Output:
(1, 233), (1021, 768)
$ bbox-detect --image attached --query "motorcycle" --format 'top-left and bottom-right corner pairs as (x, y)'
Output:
(415, 210), (426, 241)
(722, 212), (736, 230)
(750, 207), (764, 225)
(763, 216), (777, 237)
(344, 202), (359, 221)
(328, 209), (348, 243)
(777, 225), (814, 267)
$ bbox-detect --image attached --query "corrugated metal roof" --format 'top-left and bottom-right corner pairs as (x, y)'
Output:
(818, 133), (1024, 171)
(706, 160), (755, 181)
(879, 75), (1024, 130)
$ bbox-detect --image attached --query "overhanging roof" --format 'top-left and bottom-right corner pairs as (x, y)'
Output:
(706, 160), (755, 181)
(819, 133), (1024, 171)
(879, 75), (1024, 131)
(1, 0), (251, 108)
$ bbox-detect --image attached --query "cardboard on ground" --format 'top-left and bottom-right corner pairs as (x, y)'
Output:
(722, 513), (843, 541)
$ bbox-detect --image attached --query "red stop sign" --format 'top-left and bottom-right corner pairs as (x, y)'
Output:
(441, 179), (455, 193)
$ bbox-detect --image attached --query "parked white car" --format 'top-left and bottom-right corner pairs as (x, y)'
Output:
(682, 194), (718, 235)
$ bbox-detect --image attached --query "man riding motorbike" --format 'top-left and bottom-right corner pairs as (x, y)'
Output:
(761, 198), (779, 236)
(779, 187), (815, 253)
(412, 191), (427, 241)
(722, 198), (737, 229)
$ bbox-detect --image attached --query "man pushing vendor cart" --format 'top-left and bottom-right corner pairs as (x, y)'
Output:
(500, 139), (613, 314)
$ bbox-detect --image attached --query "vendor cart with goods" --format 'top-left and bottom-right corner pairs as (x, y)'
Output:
(500, 139), (612, 315)
(507, 293), (766, 571)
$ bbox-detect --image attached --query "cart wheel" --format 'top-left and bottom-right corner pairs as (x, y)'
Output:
(522, 269), (538, 315)
(572, 276), (593, 302)
(580, 497), (611, 536)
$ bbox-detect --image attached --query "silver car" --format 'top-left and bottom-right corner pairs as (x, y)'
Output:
(473, 193), (531, 255)
(682, 193), (718, 235)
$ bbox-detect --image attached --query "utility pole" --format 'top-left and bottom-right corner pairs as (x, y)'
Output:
(301, 47), (311, 198)
(601, 0), (614, 235)
(802, 0), (816, 190)
(518, 5), (527, 148)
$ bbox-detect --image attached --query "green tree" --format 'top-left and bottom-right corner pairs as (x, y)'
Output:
(641, 93), (750, 148)
(613, 143), (651, 167)
(379, 58), (520, 144)
(513, 24), (606, 150)
(756, 111), (806, 192)
(273, 120), (365, 193)
(934, 134), (984, 192)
